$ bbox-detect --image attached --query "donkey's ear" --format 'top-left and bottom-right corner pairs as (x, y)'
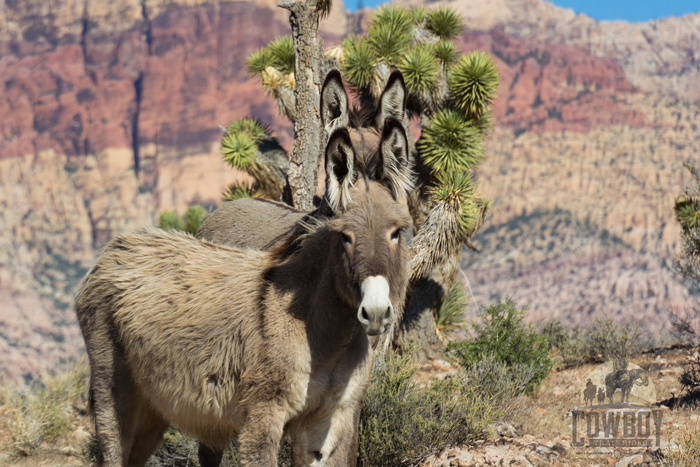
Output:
(377, 118), (413, 200)
(376, 71), (407, 130)
(325, 128), (355, 212)
(321, 70), (350, 135)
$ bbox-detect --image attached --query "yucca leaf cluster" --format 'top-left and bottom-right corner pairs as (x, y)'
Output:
(221, 118), (271, 170)
(673, 163), (700, 284)
(242, 5), (500, 242)
(675, 196), (699, 230)
(247, 36), (295, 77)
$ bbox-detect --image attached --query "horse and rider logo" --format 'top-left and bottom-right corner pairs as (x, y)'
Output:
(572, 358), (665, 449)
(582, 358), (652, 406)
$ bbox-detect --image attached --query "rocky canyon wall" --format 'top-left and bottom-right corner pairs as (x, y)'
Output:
(2, 0), (699, 382)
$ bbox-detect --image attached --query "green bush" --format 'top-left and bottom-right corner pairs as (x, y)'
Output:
(184, 205), (207, 236)
(447, 298), (552, 391)
(357, 347), (499, 467)
(158, 205), (207, 235)
(540, 316), (648, 367)
(585, 316), (644, 362)
(462, 353), (535, 410)
(540, 320), (588, 367)
(158, 210), (185, 231)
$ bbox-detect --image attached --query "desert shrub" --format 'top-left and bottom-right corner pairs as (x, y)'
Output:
(447, 298), (551, 391)
(540, 316), (649, 367)
(142, 430), (290, 467)
(158, 205), (208, 235)
(434, 282), (468, 338)
(540, 320), (588, 367)
(158, 210), (185, 231)
(357, 347), (499, 467)
(461, 353), (535, 411)
(661, 423), (700, 467)
(678, 354), (700, 400)
(184, 205), (207, 236)
(584, 316), (645, 362)
(5, 358), (88, 457)
(670, 306), (700, 347)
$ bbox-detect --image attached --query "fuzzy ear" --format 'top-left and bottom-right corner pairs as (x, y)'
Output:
(321, 70), (350, 135)
(377, 118), (414, 200)
(376, 71), (408, 130)
(325, 128), (356, 212)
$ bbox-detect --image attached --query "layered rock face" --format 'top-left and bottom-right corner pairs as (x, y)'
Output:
(1, 0), (698, 382)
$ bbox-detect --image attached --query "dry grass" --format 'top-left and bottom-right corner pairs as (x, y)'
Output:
(2, 358), (88, 458)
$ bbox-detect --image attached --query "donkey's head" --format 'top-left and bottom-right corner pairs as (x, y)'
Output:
(323, 125), (412, 336)
(321, 69), (413, 212)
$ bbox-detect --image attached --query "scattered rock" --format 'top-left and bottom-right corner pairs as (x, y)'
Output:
(552, 441), (569, 457)
(616, 454), (644, 467)
(492, 421), (521, 438)
(59, 446), (76, 455)
(535, 445), (550, 455)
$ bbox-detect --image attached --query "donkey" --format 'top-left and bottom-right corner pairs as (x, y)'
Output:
(75, 122), (413, 467)
(193, 70), (413, 466)
(195, 69), (413, 251)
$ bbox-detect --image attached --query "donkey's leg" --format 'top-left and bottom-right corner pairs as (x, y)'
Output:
(238, 403), (286, 466)
(198, 442), (224, 467)
(89, 341), (138, 467)
(125, 405), (170, 467)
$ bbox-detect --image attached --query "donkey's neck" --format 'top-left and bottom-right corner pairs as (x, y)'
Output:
(272, 229), (367, 357)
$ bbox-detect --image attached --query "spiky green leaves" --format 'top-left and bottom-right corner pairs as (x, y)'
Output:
(227, 118), (269, 141)
(408, 6), (426, 25)
(222, 183), (251, 202)
(247, 36), (295, 77)
(426, 7), (464, 40)
(343, 37), (376, 89)
(449, 52), (500, 118)
(221, 131), (257, 169)
(435, 282), (468, 336)
(676, 197), (699, 230)
(221, 118), (271, 169)
(430, 171), (479, 237)
(433, 40), (459, 67)
(367, 5), (413, 66)
(418, 108), (483, 173)
(399, 46), (438, 94)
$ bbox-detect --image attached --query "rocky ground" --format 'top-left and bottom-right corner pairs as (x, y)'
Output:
(0, 347), (697, 467)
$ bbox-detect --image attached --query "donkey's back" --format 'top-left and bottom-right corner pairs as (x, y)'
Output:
(76, 227), (267, 454)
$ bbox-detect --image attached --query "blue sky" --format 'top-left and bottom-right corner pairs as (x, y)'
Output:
(349, 0), (700, 23)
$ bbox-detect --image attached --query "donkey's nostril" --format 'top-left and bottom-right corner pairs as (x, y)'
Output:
(384, 306), (392, 319)
(361, 307), (369, 322)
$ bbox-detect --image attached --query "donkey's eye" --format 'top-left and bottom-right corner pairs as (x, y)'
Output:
(390, 228), (403, 242)
(341, 232), (353, 245)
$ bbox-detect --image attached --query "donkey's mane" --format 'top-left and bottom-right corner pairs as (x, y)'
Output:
(348, 102), (376, 129)
(268, 214), (331, 263)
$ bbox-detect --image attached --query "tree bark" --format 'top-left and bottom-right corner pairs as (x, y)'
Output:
(396, 251), (460, 362)
(278, 0), (326, 211)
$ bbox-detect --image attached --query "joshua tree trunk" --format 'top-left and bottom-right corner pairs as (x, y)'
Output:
(278, 0), (326, 210)
(397, 253), (460, 361)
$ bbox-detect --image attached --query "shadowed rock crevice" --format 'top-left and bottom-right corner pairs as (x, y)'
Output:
(141, 0), (153, 54)
(132, 73), (144, 176)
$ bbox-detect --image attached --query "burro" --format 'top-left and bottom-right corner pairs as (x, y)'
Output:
(74, 125), (412, 467)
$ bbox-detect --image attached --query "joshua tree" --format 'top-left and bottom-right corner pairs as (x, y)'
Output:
(218, 4), (499, 360)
